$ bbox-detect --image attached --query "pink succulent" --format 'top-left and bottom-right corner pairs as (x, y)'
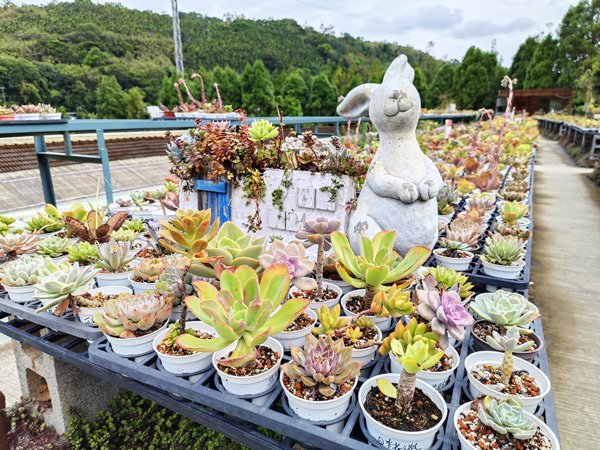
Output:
(259, 240), (316, 291)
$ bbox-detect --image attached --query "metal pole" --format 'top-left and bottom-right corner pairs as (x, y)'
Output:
(96, 130), (114, 205)
(171, 0), (184, 74)
(0, 390), (8, 450)
(33, 135), (56, 206)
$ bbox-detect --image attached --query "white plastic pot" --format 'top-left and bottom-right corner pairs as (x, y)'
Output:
(96, 270), (133, 288)
(213, 337), (283, 398)
(359, 374), (447, 450)
(464, 351), (550, 414)
(481, 259), (525, 279)
(289, 282), (342, 311)
(153, 321), (216, 375)
(169, 305), (195, 322)
(14, 113), (41, 120)
(389, 345), (460, 391)
(433, 249), (474, 271)
(77, 286), (132, 326)
(42, 113), (62, 120)
(341, 290), (392, 330)
(280, 372), (356, 422)
(128, 274), (156, 294)
(453, 401), (560, 450)
(323, 277), (354, 295)
(105, 321), (168, 357)
(4, 285), (36, 303)
(272, 308), (317, 350)
(351, 325), (382, 365)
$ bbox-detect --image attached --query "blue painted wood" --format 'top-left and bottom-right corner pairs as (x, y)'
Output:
(194, 180), (230, 223)
(194, 180), (228, 193)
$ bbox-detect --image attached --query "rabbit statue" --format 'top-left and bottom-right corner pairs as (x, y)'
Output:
(337, 55), (443, 255)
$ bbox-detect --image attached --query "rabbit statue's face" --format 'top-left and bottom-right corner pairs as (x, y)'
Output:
(370, 82), (420, 132)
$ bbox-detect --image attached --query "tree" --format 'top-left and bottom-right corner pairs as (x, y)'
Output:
(510, 37), (539, 84)
(282, 70), (308, 103)
(212, 66), (241, 108)
(428, 63), (456, 108)
(82, 46), (113, 68)
(523, 34), (559, 89)
(95, 75), (127, 118)
(19, 82), (41, 104)
(276, 94), (302, 116)
(307, 73), (338, 116)
(124, 87), (146, 118)
(412, 67), (429, 108)
(241, 59), (275, 115)
(453, 47), (501, 109)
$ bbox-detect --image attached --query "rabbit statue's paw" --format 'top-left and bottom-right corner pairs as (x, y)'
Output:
(418, 179), (440, 200)
(398, 181), (419, 203)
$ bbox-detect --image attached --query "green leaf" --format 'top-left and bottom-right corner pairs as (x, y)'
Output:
(175, 335), (230, 352)
(220, 271), (243, 302)
(376, 379), (397, 399)
(359, 236), (374, 261)
(364, 265), (389, 288)
(259, 263), (289, 305)
(264, 297), (310, 334)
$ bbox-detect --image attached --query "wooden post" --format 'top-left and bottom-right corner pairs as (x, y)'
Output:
(0, 390), (8, 450)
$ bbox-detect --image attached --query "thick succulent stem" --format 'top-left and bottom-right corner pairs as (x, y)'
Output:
(316, 239), (324, 297)
(500, 350), (513, 386)
(395, 369), (416, 413)
(361, 286), (376, 311)
(178, 258), (192, 335)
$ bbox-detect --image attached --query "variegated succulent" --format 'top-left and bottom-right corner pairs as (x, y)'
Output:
(367, 284), (416, 319)
(0, 233), (39, 261)
(93, 240), (137, 273)
(500, 201), (529, 225)
(379, 317), (439, 356)
(0, 255), (68, 287)
(312, 304), (349, 336)
(111, 228), (139, 242)
(132, 258), (168, 283)
(158, 209), (220, 261)
(420, 266), (474, 302)
(259, 239), (316, 291)
(37, 236), (73, 258)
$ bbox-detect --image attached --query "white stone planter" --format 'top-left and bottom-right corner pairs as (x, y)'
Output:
(390, 344), (460, 391)
(433, 249), (474, 271)
(105, 321), (168, 357)
(359, 374), (447, 450)
(453, 401), (560, 450)
(464, 351), (550, 414)
(153, 321), (216, 375)
(341, 289), (392, 330)
(213, 337), (283, 400)
(280, 372), (356, 422)
(4, 285), (36, 303)
(272, 308), (317, 350)
(481, 259), (525, 279)
(41, 113), (62, 120)
(128, 274), (156, 294)
(289, 282), (342, 311)
(15, 113), (41, 120)
(96, 270), (133, 288)
(77, 286), (132, 327)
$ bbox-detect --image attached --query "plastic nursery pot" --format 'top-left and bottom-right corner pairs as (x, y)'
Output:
(280, 372), (357, 422)
(96, 270), (133, 288)
(471, 320), (543, 363)
(213, 337), (283, 397)
(359, 374), (447, 450)
(78, 286), (133, 327)
(289, 282), (342, 311)
(433, 249), (474, 272)
(15, 113), (41, 120)
(105, 321), (168, 357)
(152, 321), (216, 375)
(36, 281), (95, 315)
(464, 351), (550, 414)
(339, 316), (383, 365)
(481, 259), (525, 280)
(272, 307), (318, 351)
(4, 285), (36, 303)
(341, 289), (392, 330)
(389, 344), (460, 391)
(453, 401), (560, 450)
(322, 277), (354, 295)
(127, 273), (156, 294)
(42, 113), (62, 120)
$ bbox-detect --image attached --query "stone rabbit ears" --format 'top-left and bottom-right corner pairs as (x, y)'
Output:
(337, 54), (415, 119)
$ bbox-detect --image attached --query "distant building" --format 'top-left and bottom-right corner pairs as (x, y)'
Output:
(496, 88), (572, 114)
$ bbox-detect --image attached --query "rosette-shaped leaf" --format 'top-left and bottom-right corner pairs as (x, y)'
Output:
(331, 230), (430, 292)
(282, 334), (362, 397)
(486, 326), (535, 353)
(0, 255), (68, 287)
(93, 240), (137, 273)
(415, 277), (474, 349)
(467, 192), (497, 211)
(371, 284), (415, 318)
(121, 219), (145, 233)
(177, 264), (310, 367)
(132, 258), (168, 282)
(156, 256), (200, 306)
(34, 263), (100, 315)
(443, 221), (482, 250)
(37, 236), (73, 258)
(248, 119), (278, 142)
(470, 290), (539, 331)
(379, 317), (439, 356)
(389, 339), (444, 375)
(93, 294), (172, 338)
(481, 233), (523, 266)
(312, 304), (349, 335)
(501, 201), (529, 225)
(421, 266), (474, 301)
(0, 233), (39, 261)
(67, 242), (99, 265)
(259, 240), (315, 290)
(159, 209), (219, 261)
(477, 396), (537, 440)
(295, 217), (341, 251)
(65, 210), (128, 243)
(111, 228), (139, 242)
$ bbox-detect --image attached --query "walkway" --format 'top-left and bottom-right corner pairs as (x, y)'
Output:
(531, 136), (600, 449)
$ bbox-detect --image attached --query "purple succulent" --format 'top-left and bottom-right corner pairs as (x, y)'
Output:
(295, 217), (341, 251)
(259, 240), (316, 290)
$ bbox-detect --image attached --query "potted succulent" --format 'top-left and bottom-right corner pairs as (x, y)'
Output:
(334, 230), (430, 328)
(480, 233), (525, 279)
(92, 240), (138, 287)
(25, 206), (65, 236)
(0, 105), (14, 120)
(39, 104), (61, 120)
(322, 253), (353, 294)
(0, 216), (16, 235)
(497, 201), (530, 226)
(64, 210), (128, 243)
(33, 264), (100, 316)
(175, 264), (309, 397)
(112, 228), (139, 243)
(0, 233), (39, 263)
(13, 104), (42, 120)
(272, 305), (317, 351)
(73, 286), (132, 326)
(67, 242), (99, 266)
(434, 239), (474, 271)
(280, 334), (362, 424)
(437, 183), (459, 221)
(93, 293), (173, 357)
(454, 396), (559, 449)
(0, 255), (67, 303)
(419, 266), (474, 304)
(37, 236), (73, 260)
(128, 258), (167, 294)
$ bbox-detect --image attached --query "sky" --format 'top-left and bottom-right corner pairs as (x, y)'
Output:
(16, 0), (578, 65)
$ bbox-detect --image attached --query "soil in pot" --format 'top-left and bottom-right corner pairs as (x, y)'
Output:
(99, 264), (134, 275)
(473, 321), (539, 351)
(345, 293), (371, 314)
(282, 373), (354, 401)
(363, 384), (442, 432)
(284, 312), (315, 332)
(438, 249), (472, 258)
(74, 292), (121, 308)
(137, 248), (161, 259)
(217, 345), (279, 376)
(457, 403), (553, 449)
(471, 363), (541, 397)
(291, 287), (338, 303)
(156, 329), (214, 356)
(426, 351), (454, 373)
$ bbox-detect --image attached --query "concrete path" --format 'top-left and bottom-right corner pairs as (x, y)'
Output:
(531, 136), (600, 450)
(0, 340), (22, 405)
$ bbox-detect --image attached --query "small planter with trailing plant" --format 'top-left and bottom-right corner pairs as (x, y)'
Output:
(128, 257), (167, 294)
(73, 285), (132, 326)
(280, 334), (362, 424)
(93, 240), (138, 287)
(480, 233), (525, 279)
(0, 255), (67, 303)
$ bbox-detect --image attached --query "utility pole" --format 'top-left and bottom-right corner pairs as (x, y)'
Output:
(171, 0), (184, 74)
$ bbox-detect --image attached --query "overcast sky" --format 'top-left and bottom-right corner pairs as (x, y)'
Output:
(17, 0), (577, 65)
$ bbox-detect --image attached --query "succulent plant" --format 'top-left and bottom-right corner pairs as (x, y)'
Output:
(332, 230), (430, 309)
(0, 233), (39, 261)
(467, 192), (497, 211)
(344, 325), (363, 343)
(420, 266), (474, 302)
(415, 276), (474, 349)
(437, 184), (458, 215)
(437, 238), (472, 257)
(456, 179), (476, 195)
(155, 256), (201, 307)
(501, 201), (529, 225)
(131, 191), (149, 208)
(476, 396), (537, 440)
(33, 263), (100, 315)
(470, 290), (539, 332)
(25, 204), (65, 233)
(37, 236), (73, 258)
(0, 216), (15, 236)
(0, 255), (68, 287)
(163, 180), (179, 193)
(93, 293), (172, 338)
(67, 241), (99, 265)
(281, 334), (362, 397)
(443, 221), (482, 250)
(259, 239), (316, 291)
(481, 233), (524, 266)
(312, 304), (350, 336)
(369, 284), (416, 318)
(177, 264), (310, 368)
(116, 198), (133, 208)
(93, 240), (137, 273)
(111, 228), (139, 242)
(65, 210), (128, 243)
(494, 222), (530, 241)
(122, 219), (145, 233)
(158, 209), (220, 261)
(473, 170), (502, 192)
(379, 317), (439, 356)
(132, 258), (168, 283)
(486, 326), (536, 385)
(248, 119), (278, 142)
(500, 190), (527, 202)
